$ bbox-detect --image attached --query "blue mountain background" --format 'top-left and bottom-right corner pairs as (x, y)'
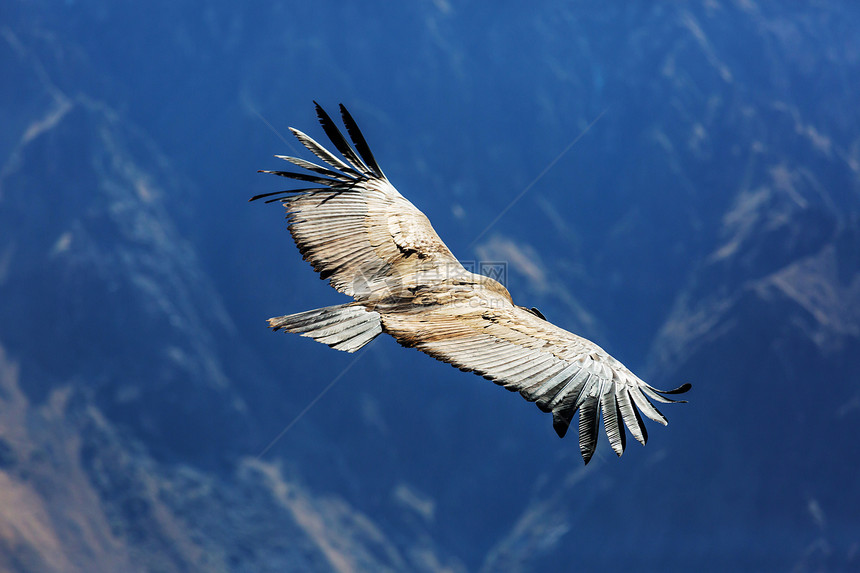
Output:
(1, 1), (859, 571)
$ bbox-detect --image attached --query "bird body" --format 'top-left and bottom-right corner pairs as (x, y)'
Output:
(253, 103), (689, 463)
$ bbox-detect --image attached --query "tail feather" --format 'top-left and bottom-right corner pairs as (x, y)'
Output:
(268, 303), (382, 353)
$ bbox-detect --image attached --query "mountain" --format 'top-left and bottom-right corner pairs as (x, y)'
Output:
(0, 31), (462, 572)
(2, 1), (859, 571)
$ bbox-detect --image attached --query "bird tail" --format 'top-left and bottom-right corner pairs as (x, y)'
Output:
(267, 303), (382, 353)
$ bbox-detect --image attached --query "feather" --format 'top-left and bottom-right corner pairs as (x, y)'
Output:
(577, 385), (601, 464)
(315, 317), (379, 345)
(517, 362), (568, 396)
(267, 304), (381, 353)
(552, 410), (573, 438)
(275, 154), (356, 180)
(629, 387), (668, 425)
(289, 127), (364, 178)
(250, 187), (322, 202)
(615, 400), (628, 452)
(572, 373), (598, 414)
(314, 102), (372, 176)
(257, 169), (343, 187)
(339, 104), (384, 178)
(492, 355), (554, 388)
(641, 385), (689, 404)
(469, 351), (523, 372)
(504, 357), (560, 386)
(616, 388), (648, 445)
(299, 313), (370, 338)
(547, 368), (590, 410)
(656, 382), (693, 395)
(314, 246), (376, 279)
(529, 307), (547, 320)
(528, 362), (580, 404)
(601, 385), (625, 456)
(549, 372), (593, 440)
(335, 325), (380, 352)
(488, 351), (544, 377)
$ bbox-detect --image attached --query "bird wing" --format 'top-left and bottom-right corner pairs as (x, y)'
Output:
(251, 102), (463, 300)
(381, 298), (690, 464)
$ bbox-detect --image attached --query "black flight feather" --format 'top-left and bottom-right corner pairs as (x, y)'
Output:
(657, 382), (693, 395)
(641, 386), (688, 404)
(249, 188), (330, 203)
(615, 400), (627, 453)
(314, 101), (372, 176)
(529, 307), (547, 321)
(552, 410), (572, 438)
(339, 104), (384, 178)
(257, 170), (341, 187)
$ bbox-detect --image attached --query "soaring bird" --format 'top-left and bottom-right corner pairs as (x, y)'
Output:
(252, 103), (690, 464)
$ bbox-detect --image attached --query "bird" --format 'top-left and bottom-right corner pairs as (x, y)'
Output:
(251, 102), (690, 464)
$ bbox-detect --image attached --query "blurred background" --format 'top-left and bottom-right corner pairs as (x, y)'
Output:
(2, 1), (859, 571)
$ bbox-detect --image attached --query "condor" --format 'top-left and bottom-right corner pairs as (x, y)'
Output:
(252, 103), (690, 464)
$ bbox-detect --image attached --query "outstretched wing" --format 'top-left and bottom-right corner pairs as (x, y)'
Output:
(251, 102), (462, 299)
(382, 299), (690, 464)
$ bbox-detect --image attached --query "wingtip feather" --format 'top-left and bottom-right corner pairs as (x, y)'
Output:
(552, 411), (571, 438)
(338, 103), (384, 178)
(662, 382), (693, 395)
(577, 393), (600, 464)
